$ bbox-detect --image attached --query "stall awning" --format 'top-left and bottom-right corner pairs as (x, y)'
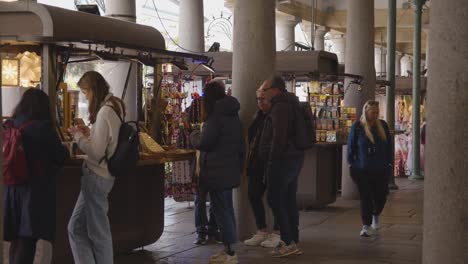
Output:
(190, 51), (339, 77)
(0, 2), (208, 64)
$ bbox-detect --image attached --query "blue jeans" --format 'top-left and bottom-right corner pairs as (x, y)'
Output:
(194, 189), (218, 237)
(267, 155), (304, 245)
(68, 165), (115, 264)
(209, 189), (237, 245)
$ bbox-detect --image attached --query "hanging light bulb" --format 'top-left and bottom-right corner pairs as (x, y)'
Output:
(2, 58), (20, 87)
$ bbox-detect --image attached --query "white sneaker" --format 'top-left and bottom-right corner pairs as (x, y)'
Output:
(209, 251), (238, 264)
(372, 215), (380, 230)
(360, 225), (370, 237)
(260, 233), (281, 248)
(244, 231), (268, 246)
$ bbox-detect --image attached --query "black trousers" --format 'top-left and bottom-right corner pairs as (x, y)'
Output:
(9, 237), (38, 264)
(355, 169), (389, 226)
(267, 156), (304, 245)
(247, 168), (279, 231)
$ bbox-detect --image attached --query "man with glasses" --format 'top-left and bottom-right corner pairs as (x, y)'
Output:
(259, 74), (305, 257)
(244, 87), (281, 248)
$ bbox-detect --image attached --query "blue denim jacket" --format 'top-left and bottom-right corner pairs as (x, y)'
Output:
(347, 120), (392, 171)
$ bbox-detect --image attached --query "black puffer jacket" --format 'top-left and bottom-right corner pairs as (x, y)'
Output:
(259, 92), (303, 161)
(190, 96), (245, 191)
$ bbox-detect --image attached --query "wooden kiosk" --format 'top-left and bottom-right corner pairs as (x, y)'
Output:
(0, 2), (206, 263)
(190, 50), (345, 208)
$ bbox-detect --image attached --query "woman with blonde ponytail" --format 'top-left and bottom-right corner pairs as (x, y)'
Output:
(347, 100), (392, 237)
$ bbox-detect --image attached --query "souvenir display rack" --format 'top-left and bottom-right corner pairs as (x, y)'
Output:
(308, 81), (356, 144)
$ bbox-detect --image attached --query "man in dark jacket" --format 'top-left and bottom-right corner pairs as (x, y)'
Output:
(244, 87), (281, 248)
(260, 74), (304, 258)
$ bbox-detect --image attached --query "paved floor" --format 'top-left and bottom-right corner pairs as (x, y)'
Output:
(114, 178), (424, 264)
(2, 178), (425, 264)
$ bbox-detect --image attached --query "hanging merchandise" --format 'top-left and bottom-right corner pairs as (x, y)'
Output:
(162, 68), (196, 202)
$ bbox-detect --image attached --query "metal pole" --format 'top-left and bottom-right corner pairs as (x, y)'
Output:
(410, 0), (425, 180)
(386, 0), (398, 189)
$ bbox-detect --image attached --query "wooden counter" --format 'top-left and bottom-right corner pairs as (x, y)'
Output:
(52, 150), (195, 263)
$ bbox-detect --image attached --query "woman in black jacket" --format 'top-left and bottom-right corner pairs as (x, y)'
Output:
(4, 89), (69, 264)
(190, 81), (244, 264)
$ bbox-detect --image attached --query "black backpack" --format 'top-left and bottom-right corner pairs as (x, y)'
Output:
(294, 102), (316, 149)
(100, 105), (140, 177)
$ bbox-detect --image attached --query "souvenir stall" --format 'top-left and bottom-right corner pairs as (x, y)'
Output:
(189, 50), (349, 208)
(0, 2), (209, 263)
(375, 77), (427, 177)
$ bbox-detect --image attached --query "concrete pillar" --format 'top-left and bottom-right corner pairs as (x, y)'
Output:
(401, 54), (413, 77)
(375, 47), (387, 77)
(105, 0), (138, 122)
(395, 52), (403, 76)
(0, 50), (3, 264)
(232, 0), (276, 240)
(105, 0), (136, 22)
(342, 0), (376, 200)
(302, 23), (327, 50)
(423, 0), (468, 263)
(178, 0), (204, 52)
(314, 27), (328, 51)
(330, 34), (346, 64)
(276, 13), (299, 51)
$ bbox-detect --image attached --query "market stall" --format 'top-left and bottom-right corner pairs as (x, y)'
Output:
(189, 50), (349, 208)
(376, 77), (427, 177)
(0, 2), (207, 263)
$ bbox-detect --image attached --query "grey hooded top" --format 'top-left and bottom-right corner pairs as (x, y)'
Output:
(190, 96), (245, 191)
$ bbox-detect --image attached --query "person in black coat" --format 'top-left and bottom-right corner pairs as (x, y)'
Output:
(190, 80), (244, 264)
(244, 87), (280, 248)
(4, 89), (69, 264)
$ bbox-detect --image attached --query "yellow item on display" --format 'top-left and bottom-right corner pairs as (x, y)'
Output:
(139, 132), (165, 153)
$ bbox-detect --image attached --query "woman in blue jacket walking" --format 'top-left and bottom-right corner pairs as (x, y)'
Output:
(347, 100), (392, 237)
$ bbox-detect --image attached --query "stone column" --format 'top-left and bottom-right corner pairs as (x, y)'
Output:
(330, 34), (346, 64)
(342, 0), (376, 200)
(232, 0), (276, 240)
(313, 26), (328, 51)
(423, 0), (468, 263)
(0, 50), (3, 264)
(105, 0), (138, 122)
(276, 13), (299, 51)
(302, 23), (327, 50)
(395, 52), (403, 76)
(401, 54), (413, 77)
(178, 0), (204, 52)
(105, 0), (136, 22)
(375, 47), (387, 77)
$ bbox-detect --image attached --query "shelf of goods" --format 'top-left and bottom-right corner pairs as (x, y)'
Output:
(308, 81), (356, 144)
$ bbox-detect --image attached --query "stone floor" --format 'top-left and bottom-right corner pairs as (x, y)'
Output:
(114, 178), (424, 264)
(2, 178), (424, 264)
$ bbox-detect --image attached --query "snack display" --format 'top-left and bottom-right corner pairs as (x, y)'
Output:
(309, 82), (355, 143)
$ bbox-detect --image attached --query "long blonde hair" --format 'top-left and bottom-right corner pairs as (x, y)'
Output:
(360, 100), (387, 144)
